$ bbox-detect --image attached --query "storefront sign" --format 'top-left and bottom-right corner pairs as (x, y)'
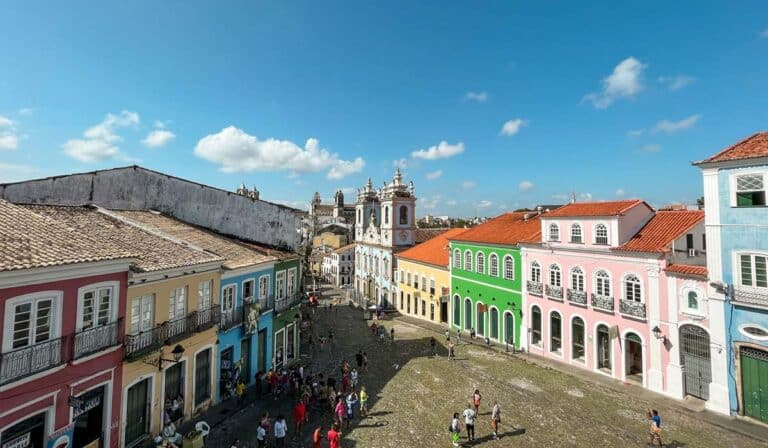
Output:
(46, 424), (74, 448)
(2, 433), (30, 448)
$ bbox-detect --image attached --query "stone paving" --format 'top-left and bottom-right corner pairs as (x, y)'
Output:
(199, 288), (768, 448)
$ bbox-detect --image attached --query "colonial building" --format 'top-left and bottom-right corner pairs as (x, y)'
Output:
(0, 201), (135, 448)
(322, 243), (355, 287)
(694, 132), (768, 422)
(395, 229), (465, 324)
(354, 169), (417, 308)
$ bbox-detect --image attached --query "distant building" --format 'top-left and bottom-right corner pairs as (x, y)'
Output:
(322, 243), (355, 287)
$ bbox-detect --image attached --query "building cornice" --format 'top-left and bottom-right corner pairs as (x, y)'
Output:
(0, 259), (134, 289)
(129, 261), (222, 286)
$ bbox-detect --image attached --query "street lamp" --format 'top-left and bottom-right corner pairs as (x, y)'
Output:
(652, 326), (667, 344)
(143, 344), (185, 371)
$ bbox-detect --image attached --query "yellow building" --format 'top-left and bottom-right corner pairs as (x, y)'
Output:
(395, 229), (466, 324)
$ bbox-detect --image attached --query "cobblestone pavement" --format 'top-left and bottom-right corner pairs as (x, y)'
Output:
(201, 288), (768, 448)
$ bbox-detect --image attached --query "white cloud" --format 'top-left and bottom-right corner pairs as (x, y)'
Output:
(0, 115), (14, 128)
(464, 91), (488, 103)
(519, 180), (534, 192)
(579, 192), (593, 201)
(426, 170), (443, 180)
(63, 110), (140, 162)
(628, 129), (645, 137)
(461, 181), (475, 189)
(0, 163), (37, 182)
(194, 126), (365, 179)
(142, 129), (176, 148)
(615, 189), (626, 197)
(411, 141), (464, 160)
(393, 158), (408, 169)
(652, 114), (701, 133)
(477, 200), (493, 208)
(760, 28), (768, 38)
(446, 200), (457, 206)
(422, 195), (441, 210)
(641, 144), (662, 153)
(17, 108), (34, 116)
(154, 120), (166, 129)
(500, 119), (528, 136)
(0, 133), (18, 150)
(341, 187), (356, 195)
(657, 75), (695, 91)
(583, 57), (647, 109)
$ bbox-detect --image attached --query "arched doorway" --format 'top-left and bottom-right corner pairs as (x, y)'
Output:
(680, 325), (711, 400)
(464, 299), (472, 331)
(452, 295), (461, 327)
(503, 312), (515, 346)
(596, 324), (611, 372)
(476, 302), (485, 336)
(624, 332), (643, 383)
(490, 308), (499, 340)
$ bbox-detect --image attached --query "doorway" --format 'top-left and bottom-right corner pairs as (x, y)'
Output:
(1, 412), (46, 448)
(258, 329), (268, 373)
(464, 299), (472, 331)
(440, 301), (448, 323)
(240, 338), (251, 384)
(596, 325), (611, 372)
(73, 386), (105, 448)
(125, 379), (150, 446)
(624, 333), (643, 383)
(740, 346), (768, 423)
(220, 347), (234, 400)
(504, 312), (514, 346)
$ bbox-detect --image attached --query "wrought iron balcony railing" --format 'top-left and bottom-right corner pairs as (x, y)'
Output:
(74, 320), (121, 359)
(619, 299), (647, 319)
(567, 288), (588, 305)
(545, 284), (564, 300)
(125, 305), (219, 360)
(591, 293), (614, 312)
(275, 293), (302, 313)
(219, 307), (244, 332)
(0, 337), (64, 385)
(527, 281), (543, 296)
(733, 287), (768, 308)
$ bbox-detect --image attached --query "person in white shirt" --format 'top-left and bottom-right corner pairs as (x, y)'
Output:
(350, 368), (359, 389)
(256, 424), (266, 448)
(463, 404), (476, 442)
(274, 414), (287, 448)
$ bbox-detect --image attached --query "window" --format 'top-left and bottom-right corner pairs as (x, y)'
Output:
(195, 349), (211, 406)
(276, 272), (286, 298)
(572, 317), (585, 361)
(595, 224), (608, 245)
(169, 287), (187, 320)
(489, 254), (499, 277)
(407, 294), (411, 313)
(400, 292), (404, 309)
(384, 206), (389, 224)
(430, 303), (435, 321)
(624, 274), (642, 302)
(503, 256), (515, 280)
(570, 223), (583, 243)
(571, 267), (584, 291)
(222, 285), (235, 312)
(549, 264), (561, 287)
(421, 300), (426, 316)
(464, 251), (473, 271)
(421, 275), (427, 292)
(531, 306), (542, 346)
(548, 223), (560, 241)
(550, 312), (562, 353)
(198, 281), (212, 310)
(399, 205), (408, 224)
(476, 252), (485, 274)
(687, 291), (699, 310)
(453, 250), (461, 269)
(530, 261), (541, 283)
(258, 276), (269, 299)
(7, 293), (58, 350)
(735, 173), (766, 206)
(413, 274), (419, 289)
(686, 234), (694, 251)
(740, 254), (768, 288)
(429, 278), (435, 295)
(414, 297), (418, 315)
(287, 269), (296, 296)
(595, 270), (611, 296)
(407, 272), (412, 286)
(130, 294), (154, 335)
(287, 324), (295, 361)
(242, 279), (254, 301)
(80, 285), (115, 330)
(400, 270), (405, 284)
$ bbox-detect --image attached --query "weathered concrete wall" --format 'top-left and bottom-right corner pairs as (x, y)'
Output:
(0, 166), (299, 250)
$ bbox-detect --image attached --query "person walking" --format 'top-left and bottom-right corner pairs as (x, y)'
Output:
(293, 401), (306, 439)
(327, 422), (341, 448)
(255, 424), (266, 448)
(456, 329), (462, 344)
(472, 389), (482, 415)
(491, 401), (501, 440)
(334, 396), (346, 426)
(450, 412), (462, 447)
(448, 341), (455, 361)
(362, 352), (369, 372)
(463, 403), (476, 442)
(319, 336), (326, 352)
(345, 390), (359, 429)
(359, 386), (369, 417)
(235, 380), (246, 407)
(350, 368), (359, 390)
(430, 336), (437, 356)
(273, 414), (287, 448)
(647, 409), (662, 446)
(390, 327), (395, 342)
(355, 350), (364, 369)
(445, 329), (451, 343)
(312, 425), (324, 448)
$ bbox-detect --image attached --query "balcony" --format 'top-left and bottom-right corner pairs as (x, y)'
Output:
(619, 299), (647, 319)
(591, 293), (614, 312)
(125, 306), (219, 360)
(74, 320), (120, 359)
(733, 287), (768, 308)
(567, 288), (588, 306)
(219, 307), (244, 332)
(545, 285), (564, 301)
(1, 337), (64, 385)
(527, 281), (543, 296)
(275, 293), (302, 314)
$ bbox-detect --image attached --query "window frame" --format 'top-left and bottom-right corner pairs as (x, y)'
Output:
(503, 255), (515, 281)
(731, 171), (767, 207)
(453, 249), (461, 269)
(549, 311), (562, 354)
(549, 264), (562, 287)
(464, 250), (473, 271)
(570, 223), (583, 244)
(3, 291), (63, 352)
(570, 267), (585, 292)
(77, 281), (120, 331)
(476, 252), (485, 274)
(258, 275), (270, 299)
(530, 261), (541, 283)
(489, 253), (499, 277)
(594, 224), (609, 245)
(623, 273), (643, 302)
(571, 316), (586, 362)
(130, 293), (155, 335)
(198, 280), (213, 310)
(530, 305), (542, 347)
(737, 252), (768, 289)
(221, 285), (236, 312)
(548, 223), (560, 242)
(595, 270), (612, 297)
(169, 286), (188, 321)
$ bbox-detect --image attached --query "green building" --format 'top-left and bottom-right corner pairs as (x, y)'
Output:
(272, 253), (303, 368)
(448, 212), (541, 349)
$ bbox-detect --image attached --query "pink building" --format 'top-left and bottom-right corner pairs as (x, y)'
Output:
(0, 201), (135, 448)
(520, 200), (724, 407)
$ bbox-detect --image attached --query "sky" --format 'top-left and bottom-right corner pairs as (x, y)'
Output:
(1, 1), (767, 217)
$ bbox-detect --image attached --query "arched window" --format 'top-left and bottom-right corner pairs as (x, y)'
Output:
(476, 302), (485, 336)
(595, 270), (611, 296)
(503, 256), (515, 280)
(687, 291), (699, 310)
(549, 264), (561, 287)
(476, 252), (485, 274)
(490, 307), (499, 339)
(530, 261), (541, 283)
(595, 224), (608, 245)
(548, 223), (560, 242)
(489, 254), (499, 277)
(624, 274), (642, 302)
(550, 312), (562, 353)
(384, 206), (389, 224)
(531, 306), (542, 346)
(571, 267), (584, 291)
(453, 249), (461, 269)
(399, 205), (408, 225)
(570, 223), (583, 243)
(464, 251), (473, 271)
(572, 317), (585, 361)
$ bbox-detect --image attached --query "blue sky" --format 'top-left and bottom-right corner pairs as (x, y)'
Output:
(1, 1), (767, 216)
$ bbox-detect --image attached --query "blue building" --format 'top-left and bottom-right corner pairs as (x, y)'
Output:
(696, 132), (768, 423)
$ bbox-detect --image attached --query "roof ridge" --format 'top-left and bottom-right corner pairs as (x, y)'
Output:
(703, 131), (766, 162)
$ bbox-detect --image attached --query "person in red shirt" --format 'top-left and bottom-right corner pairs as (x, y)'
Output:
(293, 400), (306, 439)
(312, 425), (324, 448)
(327, 422), (341, 448)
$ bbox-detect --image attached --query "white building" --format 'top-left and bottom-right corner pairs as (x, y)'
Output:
(322, 243), (355, 287)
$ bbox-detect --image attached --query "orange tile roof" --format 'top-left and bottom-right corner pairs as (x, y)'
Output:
(700, 132), (768, 163)
(665, 264), (708, 277)
(545, 199), (649, 217)
(448, 212), (542, 245)
(618, 210), (704, 253)
(397, 228), (468, 267)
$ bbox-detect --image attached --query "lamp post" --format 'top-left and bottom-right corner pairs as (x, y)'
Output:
(143, 344), (185, 371)
(652, 325), (667, 344)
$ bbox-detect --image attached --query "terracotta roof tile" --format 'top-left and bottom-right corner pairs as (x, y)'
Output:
(113, 210), (276, 270)
(545, 200), (649, 217)
(618, 210), (704, 253)
(700, 132), (768, 163)
(20, 204), (222, 272)
(448, 212), (542, 245)
(397, 228), (468, 267)
(0, 200), (136, 272)
(665, 264), (708, 277)
(415, 228), (452, 244)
